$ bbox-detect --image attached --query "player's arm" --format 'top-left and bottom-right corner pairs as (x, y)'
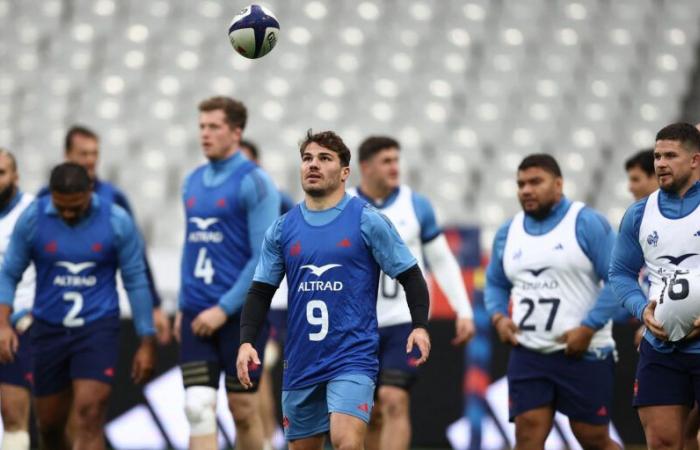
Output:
(0, 203), (37, 362)
(112, 205), (157, 383)
(561, 208), (618, 356)
(485, 221), (519, 346)
(361, 207), (431, 365)
(237, 218), (285, 388)
(413, 193), (474, 344)
(608, 201), (665, 338)
(218, 169), (280, 316)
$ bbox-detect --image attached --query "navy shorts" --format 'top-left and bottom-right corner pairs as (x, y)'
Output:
(30, 316), (120, 396)
(634, 339), (700, 408)
(507, 345), (614, 425)
(377, 323), (422, 389)
(180, 309), (268, 392)
(0, 329), (32, 389)
(267, 309), (287, 346)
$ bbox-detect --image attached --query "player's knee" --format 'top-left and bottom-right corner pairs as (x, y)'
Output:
(1, 430), (30, 450)
(1, 399), (28, 430)
(575, 431), (612, 450)
(74, 399), (108, 431)
(645, 431), (680, 450)
(378, 387), (408, 418)
(330, 432), (363, 450)
(185, 386), (218, 436)
(228, 394), (258, 431)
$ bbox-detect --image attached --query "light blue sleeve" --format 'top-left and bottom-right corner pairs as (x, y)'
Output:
(218, 168), (280, 315)
(411, 192), (442, 243)
(0, 203), (37, 306)
(609, 200), (648, 321)
(484, 220), (513, 317)
(178, 173), (192, 310)
(575, 207), (619, 329)
(253, 216), (286, 286)
(111, 205), (154, 336)
(360, 206), (417, 278)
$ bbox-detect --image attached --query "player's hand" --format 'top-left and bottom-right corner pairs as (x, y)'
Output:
(152, 307), (172, 345)
(643, 301), (668, 341)
(192, 306), (228, 337)
(452, 317), (476, 345)
(684, 317), (700, 340)
(131, 337), (156, 384)
(173, 311), (182, 343)
(236, 343), (261, 389)
(406, 327), (431, 366)
(559, 326), (595, 357)
(493, 314), (519, 346)
(0, 324), (17, 364)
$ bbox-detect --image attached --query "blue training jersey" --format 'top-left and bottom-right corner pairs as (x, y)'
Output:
(255, 194), (417, 389)
(0, 195), (155, 335)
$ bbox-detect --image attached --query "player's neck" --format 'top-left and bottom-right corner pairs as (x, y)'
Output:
(359, 180), (392, 202)
(305, 187), (346, 211)
(209, 147), (239, 164)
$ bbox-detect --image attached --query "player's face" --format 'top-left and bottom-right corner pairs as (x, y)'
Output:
(0, 155), (18, 205)
(66, 135), (99, 180)
(654, 140), (700, 193)
(517, 167), (563, 218)
(362, 147), (400, 191)
(199, 110), (241, 161)
(301, 143), (350, 197)
(627, 166), (658, 200)
(51, 191), (92, 226)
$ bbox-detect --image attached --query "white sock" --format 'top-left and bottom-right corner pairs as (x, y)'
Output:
(1, 430), (30, 450)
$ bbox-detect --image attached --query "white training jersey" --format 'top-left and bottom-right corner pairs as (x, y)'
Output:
(348, 185), (425, 327)
(639, 190), (700, 341)
(502, 201), (614, 353)
(270, 276), (288, 310)
(0, 193), (36, 312)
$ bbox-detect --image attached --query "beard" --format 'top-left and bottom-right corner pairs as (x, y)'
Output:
(0, 185), (16, 210)
(521, 199), (556, 220)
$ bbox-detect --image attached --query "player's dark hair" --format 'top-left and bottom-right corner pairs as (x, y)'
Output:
(299, 130), (351, 167)
(625, 149), (655, 176)
(517, 153), (562, 177)
(49, 163), (92, 194)
(64, 125), (99, 153)
(240, 139), (259, 161)
(358, 136), (400, 162)
(0, 148), (17, 172)
(198, 96), (247, 130)
(655, 122), (700, 152)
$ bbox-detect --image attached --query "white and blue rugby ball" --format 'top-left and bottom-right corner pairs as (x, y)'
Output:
(228, 4), (280, 59)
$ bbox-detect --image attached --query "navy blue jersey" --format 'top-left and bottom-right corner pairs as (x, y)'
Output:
(181, 160), (256, 313)
(281, 197), (381, 389)
(32, 196), (119, 326)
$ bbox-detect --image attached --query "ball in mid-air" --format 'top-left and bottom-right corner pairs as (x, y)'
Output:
(228, 4), (280, 59)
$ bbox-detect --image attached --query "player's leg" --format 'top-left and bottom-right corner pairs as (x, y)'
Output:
(34, 390), (72, 450)
(258, 366), (277, 449)
(569, 421), (621, 450)
(372, 323), (418, 450)
(507, 346), (556, 449)
(180, 310), (221, 450)
(636, 340), (695, 449)
(364, 401), (383, 450)
(68, 317), (121, 450)
(0, 330), (33, 450)
(639, 406), (688, 450)
(282, 383), (329, 449)
(222, 313), (268, 450)
(683, 404), (700, 450)
(0, 384), (31, 449)
(70, 380), (111, 450)
(327, 373), (375, 450)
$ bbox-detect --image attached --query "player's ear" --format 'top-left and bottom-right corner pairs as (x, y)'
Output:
(554, 176), (563, 192)
(341, 165), (350, 182)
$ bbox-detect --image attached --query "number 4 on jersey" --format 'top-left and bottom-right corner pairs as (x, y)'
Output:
(194, 248), (215, 285)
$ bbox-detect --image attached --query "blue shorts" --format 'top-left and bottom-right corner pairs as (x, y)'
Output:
(507, 345), (614, 425)
(377, 323), (422, 389)
(30, 316), (120, 396)
(634, 339), (700, 407)
(179, 309), (268, 392)
(0, 329), (32, 389)
(267, 309), (287, 346)
(281, 373), (375, 441)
